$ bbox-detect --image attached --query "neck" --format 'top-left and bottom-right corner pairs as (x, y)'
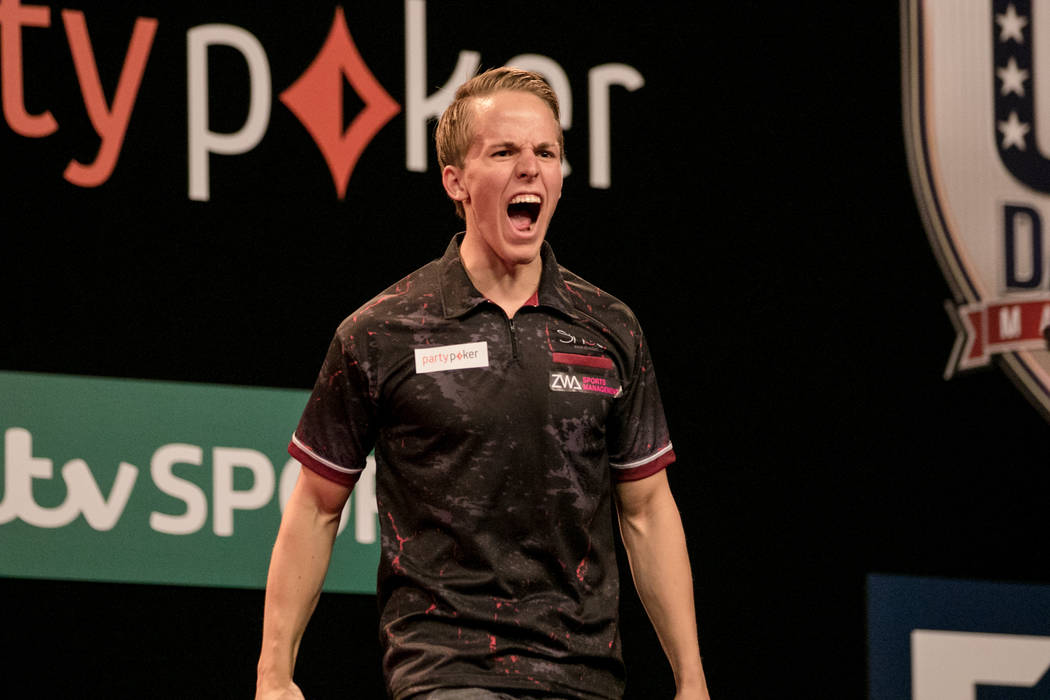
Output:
(459, 234), (542, 318)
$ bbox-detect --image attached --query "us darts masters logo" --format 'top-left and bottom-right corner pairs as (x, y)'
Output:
(905, 0), (1050, 418)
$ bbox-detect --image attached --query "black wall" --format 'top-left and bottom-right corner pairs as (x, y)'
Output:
(3, 3), (1048, 698)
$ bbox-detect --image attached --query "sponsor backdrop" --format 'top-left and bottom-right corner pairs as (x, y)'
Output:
(2, 1), (1049, 698)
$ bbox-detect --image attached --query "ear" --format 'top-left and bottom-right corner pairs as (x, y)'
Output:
(442, 165), (468, 203)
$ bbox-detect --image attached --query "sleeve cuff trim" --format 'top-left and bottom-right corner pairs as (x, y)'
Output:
(611, 445), (676, 482)
(288, 434), (362, 488)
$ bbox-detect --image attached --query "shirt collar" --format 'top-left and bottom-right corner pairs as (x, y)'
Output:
(439, 232), (578, 320)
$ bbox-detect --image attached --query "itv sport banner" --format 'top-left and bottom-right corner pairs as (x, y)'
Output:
(0, 370), (380, 592)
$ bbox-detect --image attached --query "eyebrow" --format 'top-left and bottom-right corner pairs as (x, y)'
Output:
(490, 140), (560, 152)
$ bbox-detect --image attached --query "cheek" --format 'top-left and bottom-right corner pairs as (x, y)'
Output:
(474, 176), (501, 202)
(549, 178), (563, 205)
(547, 166), (564, 197)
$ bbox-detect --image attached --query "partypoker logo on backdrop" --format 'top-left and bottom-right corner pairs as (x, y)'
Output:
(0, 0), (644, 200)
(905, 0), (1050, 418)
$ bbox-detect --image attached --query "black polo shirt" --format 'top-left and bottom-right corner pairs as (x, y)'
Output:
(290, 234), (675, 699)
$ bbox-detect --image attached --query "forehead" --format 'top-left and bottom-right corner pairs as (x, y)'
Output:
(467, 90), (560, 144)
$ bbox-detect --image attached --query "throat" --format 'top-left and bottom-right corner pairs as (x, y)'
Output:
(463, 256), (541, 318)
(458, 227), (543, 313)
(490, 288), (538, 318)
(484, 272), (540, 318)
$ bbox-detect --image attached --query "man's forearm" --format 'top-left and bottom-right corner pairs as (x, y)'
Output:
(257, 469), (347, 693)
(617, 473), (710, 698)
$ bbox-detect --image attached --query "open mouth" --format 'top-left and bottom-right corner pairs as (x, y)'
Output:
(507, 194), (541, 229)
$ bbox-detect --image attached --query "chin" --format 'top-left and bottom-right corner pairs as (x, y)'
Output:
(502, 232), (545, 263)
(505, 219), (549, 245)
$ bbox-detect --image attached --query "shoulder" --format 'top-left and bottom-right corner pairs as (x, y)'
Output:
(558, 264), (644, 340)
(333, 258), (443, 339)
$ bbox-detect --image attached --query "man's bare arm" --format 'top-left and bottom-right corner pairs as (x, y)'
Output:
(615, 469), (711, 700)
(256, 466), (351, 700)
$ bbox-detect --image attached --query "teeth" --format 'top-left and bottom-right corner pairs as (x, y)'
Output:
(509, 194), (542, 205)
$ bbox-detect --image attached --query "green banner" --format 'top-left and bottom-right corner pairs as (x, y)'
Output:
(0, 371), (379, 593)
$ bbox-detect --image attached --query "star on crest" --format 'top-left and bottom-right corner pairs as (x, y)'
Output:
(996, 3), (1028, 43)
(997, 56), (1029, 96)
(998, 110), (1030, 150)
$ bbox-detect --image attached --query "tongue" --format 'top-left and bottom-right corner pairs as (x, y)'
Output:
(509, 212), (533, 231)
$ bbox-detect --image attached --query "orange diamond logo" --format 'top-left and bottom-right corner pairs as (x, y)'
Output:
(280, 7), (401, 198)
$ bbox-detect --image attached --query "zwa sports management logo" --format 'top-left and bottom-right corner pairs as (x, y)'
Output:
(0, 0), (644, 200)
(905, 0), (1050, 418)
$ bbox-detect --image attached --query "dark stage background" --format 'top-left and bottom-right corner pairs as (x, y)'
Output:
(3, 2), (1048, 698)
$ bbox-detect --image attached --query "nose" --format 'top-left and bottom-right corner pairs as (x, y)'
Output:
(516, 149), (539, 179)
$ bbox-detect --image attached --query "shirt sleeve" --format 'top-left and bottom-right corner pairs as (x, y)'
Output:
(288, 325), (377, 488)
(607, 323), (675, 482)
